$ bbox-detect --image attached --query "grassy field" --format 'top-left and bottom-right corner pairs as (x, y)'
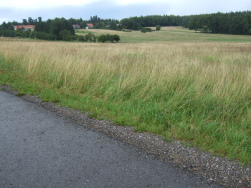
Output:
(0, 27), (251, 164)
(77, 26), (251, 43)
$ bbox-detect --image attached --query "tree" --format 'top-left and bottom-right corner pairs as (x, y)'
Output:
(78, 35), (85, 42)
(156, 25), (161, 31)
(28, 17), (34, 24)
(107, 34), (114, 43)
(22, 19), (28, 25)
(188, 17), (199, 32)
(113, 34), (120, 42)
(141, 28), (152, 33)
(97, 34), (120, 43)
(59, 30), (72, 41)
(98, 35), (107, 43)
(1, 22), (8, 30)
(48, 18), (75, 40)
(202, 25), (209, 33)
(23, 30), (32, 38)
(85, 32), (96, 42)
(16, 28), (24, 38)
(94, 22), (105, 29)
(89, 15), (101, 24)
(80, 21), (87, 29)
(248, 29), (251, 35)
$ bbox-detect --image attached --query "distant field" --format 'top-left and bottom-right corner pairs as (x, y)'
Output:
(0, 27), (251, 164)
(77, 26), (251, 43)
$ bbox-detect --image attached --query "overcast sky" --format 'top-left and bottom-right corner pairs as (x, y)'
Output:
(0, 0), (250, 24)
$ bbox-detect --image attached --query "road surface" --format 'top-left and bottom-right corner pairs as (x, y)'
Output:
(0, 90), (218, 188)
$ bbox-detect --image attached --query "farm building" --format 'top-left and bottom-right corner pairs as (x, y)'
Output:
(14, 25), (35, 31)
(72, 24), (80, 29)
(86, 23), (94, 29)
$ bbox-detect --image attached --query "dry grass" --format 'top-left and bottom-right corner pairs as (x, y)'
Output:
(0, 36), (251, 163)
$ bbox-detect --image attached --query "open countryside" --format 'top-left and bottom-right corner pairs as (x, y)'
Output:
(0, 25), (251, 166)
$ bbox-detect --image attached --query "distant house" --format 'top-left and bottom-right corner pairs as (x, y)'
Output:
(72, 24), (80, 29)
(14, 25), (35, 31)
(14, 26), (23, 30)
(86, 23), (94, 29)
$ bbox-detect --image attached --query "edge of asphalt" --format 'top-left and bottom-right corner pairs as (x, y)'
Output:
(1, 84), (250, 188)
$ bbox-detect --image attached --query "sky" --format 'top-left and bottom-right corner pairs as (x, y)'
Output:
(0, 0), (250, 24)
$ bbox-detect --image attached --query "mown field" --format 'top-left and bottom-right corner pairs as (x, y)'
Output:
(0, 27), (251, 164)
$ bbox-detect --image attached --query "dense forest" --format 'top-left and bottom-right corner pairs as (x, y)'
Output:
(120, 15), (183, 30)
(183, 11), (251, 35)
(0, 11), (250, 41)
(120, 11), (251, 35)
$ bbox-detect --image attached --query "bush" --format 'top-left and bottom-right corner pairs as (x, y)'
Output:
(59, 30), (72, 41)
(156, 25), (161, 31)
(31, 31), (56, 40)
(248, 29), (251, 35)
(113, 34), (120, 43)
(78, 35), (85, 42)
(0, 30), (16, 37)
(141, 28), (152, 33)
(98, 35), (107, 43)
(97, 34), (120, 43)
(85, 32), (96, 42)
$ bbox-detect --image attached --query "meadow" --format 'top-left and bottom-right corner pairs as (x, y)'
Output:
(77, 26), (251, 43)
(0, 27), (251, 164)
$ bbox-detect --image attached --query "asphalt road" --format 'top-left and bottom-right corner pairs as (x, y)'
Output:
(0, 90), (217, 188)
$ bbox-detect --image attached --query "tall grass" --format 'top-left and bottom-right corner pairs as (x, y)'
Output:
(0, 38), (250, 163)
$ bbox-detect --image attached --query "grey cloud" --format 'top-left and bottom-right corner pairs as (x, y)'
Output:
(1, 1), (171, 22)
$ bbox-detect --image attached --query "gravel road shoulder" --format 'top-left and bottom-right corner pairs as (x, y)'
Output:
(1, 85), (250, 187)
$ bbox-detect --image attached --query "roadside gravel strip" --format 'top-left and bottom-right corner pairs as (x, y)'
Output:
(1, 85), (250, 187)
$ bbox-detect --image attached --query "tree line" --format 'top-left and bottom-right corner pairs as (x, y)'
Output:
(120, 11), (251, 35)
(184, 11), (251, 35)
(77, 33), (120, 43)
(0, 17), (76, 41)
(60, 16), (121, 30)
(0, 17), (121, 42)
(1, 11), (251, 39)
(120, 15), (182, 30)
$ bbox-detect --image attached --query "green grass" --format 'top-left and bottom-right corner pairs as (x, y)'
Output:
(78, 27), (251, 43)
(208, 38), (251, 42)
(1, 65), (249, 164)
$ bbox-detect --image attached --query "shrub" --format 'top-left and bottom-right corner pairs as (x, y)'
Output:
(98, 34), (120, 43)
(59, 30), (72, 41)
(85, 32), (96, 42)
(113, 34), (120, 43)
(248, 29), (251, 35)
(141, 28), (152, 33)
(156, 25), (161, 31)
(78, 35), (85, 42)
(98, 35), (107, 43)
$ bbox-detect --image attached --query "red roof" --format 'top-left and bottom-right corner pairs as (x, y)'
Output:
(23, 25), (35, 28)
(87, 24), (94, 27)
(14, 25), (35, 30)
(14, 25), (23, 30)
